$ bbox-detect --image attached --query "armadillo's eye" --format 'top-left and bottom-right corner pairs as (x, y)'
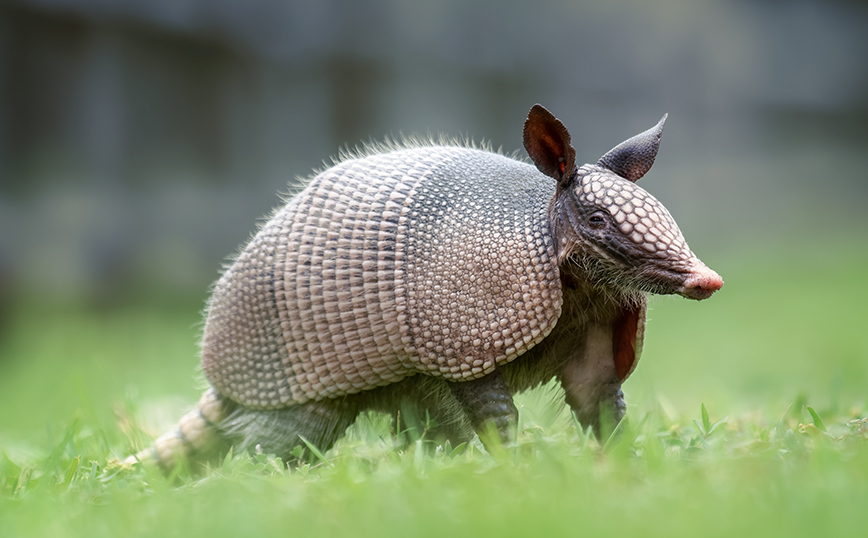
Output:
(588, 212), (607, 229)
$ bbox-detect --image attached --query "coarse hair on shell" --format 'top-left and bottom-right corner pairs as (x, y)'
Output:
(281, 134), (524, 203)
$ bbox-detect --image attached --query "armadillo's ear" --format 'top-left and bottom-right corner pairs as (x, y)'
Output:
(597, 114), (667, 182)
(523, 104), (577, 187)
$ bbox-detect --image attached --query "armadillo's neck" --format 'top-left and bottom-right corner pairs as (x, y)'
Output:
(558, 256), (647, 313)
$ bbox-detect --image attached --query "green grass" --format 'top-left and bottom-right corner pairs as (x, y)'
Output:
(1, 245), (867, 537)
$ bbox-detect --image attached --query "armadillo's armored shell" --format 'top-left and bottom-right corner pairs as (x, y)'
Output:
(201, 147), (564, 409)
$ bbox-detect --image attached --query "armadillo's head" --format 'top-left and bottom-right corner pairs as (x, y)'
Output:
(567, 164), (722, 300)
(523, 104), (723, 301)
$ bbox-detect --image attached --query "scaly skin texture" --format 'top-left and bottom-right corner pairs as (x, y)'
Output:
(127, 104), (723, 469)
(200, 147), (562, 410)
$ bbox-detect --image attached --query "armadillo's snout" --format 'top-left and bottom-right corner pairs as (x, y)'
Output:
(677, 264), (723, 301)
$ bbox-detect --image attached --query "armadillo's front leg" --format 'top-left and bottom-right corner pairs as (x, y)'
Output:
(559, 323), (626, 439)
(448, 370), (518, 450)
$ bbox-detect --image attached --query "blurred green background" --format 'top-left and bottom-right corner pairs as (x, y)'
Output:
(0, 0), (867, 444)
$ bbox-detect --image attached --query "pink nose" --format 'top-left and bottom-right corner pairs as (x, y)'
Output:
(678, 265), (723, 300)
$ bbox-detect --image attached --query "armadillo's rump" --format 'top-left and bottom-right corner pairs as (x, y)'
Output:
(201, 146), (564, 409)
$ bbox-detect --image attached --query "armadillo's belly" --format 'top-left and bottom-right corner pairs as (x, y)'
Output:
(201, 147), (562, 409)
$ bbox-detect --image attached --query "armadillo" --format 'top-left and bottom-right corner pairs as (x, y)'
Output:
(126, 104), (722, 469)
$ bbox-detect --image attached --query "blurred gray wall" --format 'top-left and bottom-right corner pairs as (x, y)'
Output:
(1, 0), (867, 301)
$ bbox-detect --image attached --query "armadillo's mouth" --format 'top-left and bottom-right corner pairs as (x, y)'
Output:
(676, 286), (718, 301)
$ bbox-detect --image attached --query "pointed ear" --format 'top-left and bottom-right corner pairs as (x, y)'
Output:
(597, 114), (667, 182)
(523, 104), (577, 187)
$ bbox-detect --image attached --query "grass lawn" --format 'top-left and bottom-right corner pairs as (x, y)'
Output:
(1, 242), (866, 537)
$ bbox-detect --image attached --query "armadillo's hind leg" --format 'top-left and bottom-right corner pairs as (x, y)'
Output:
(124, 388), (236, 471)
(448, 370), (518, 451)
(385, 376), (475, 448)
(219, 397), (360, 464)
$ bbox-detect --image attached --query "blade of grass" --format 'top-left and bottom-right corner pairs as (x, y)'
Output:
(298, 436), (331, 466)
(806, 406), (827, 432)
(701, 403), (711, 433)
(601, 416), (627, 452)
(61, 455), (80, 490)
